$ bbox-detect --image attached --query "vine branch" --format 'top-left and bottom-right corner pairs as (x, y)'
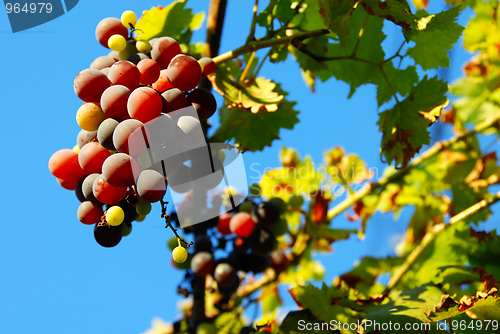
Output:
(247, 0), (259, 43)
(326, 115), (500, 221)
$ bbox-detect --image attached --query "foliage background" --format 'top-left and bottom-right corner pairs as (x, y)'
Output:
(0, 0), (496, 333)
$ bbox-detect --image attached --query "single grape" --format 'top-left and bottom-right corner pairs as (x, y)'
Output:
(186, 87), (217, 120)
(269, 197), (287, 214)
(217, 213), (232, 235)
(101, 85), (131, 118)
(76, 130), (97, 149)
(288, 194), (304, 208)
(172, 246), (188, 263)
(97, 119), (119, 150)
(121, 10), (137, 28)
(238, 202), (254, 213)
(108, 50), (119, 61)
(135, 215), (146, 222)
(77, 201), (104, 225)
(248, 227), (276, 255)
(135, 201), (152, 216)
(136, 169), (166, 203)
(106, 206), (124, 226)
(94, 222), (123, 247)
(76, 103), (106, 131)
(108, 61), (140, 90)
(95, 17), (128, 48)
(112, 119), (147, 155)
(251, 201), (280, 227)
(229, 212), (255, 238)
(194, 235), (212, 253)
(218, 275), (240, 296)
(151, 37), (181, 69)
(108, 34), (127, 51)
(191, 251), (215, 276)
(161, 88), (185, 113)
(78, 141), (110, 174)
(199, 57), (216, 75)
(48, 149), (85, 180)
(166, 55), (202, 91)
(127, 87), (162, 123)
(82, 174), (101, 203)
(136, 40), (152, 54)
(90, 55), (116, 70)
(269, 217), (288, 237)
(137, 58), (160, 85)
(75, 175), (88, 202)
(92, 174), (127, 204)
(73, 69), (111, 103)
(214, 262), (237, 287)
(270, 250), (290, 274)
(167, 236), (178, 250)
(102, 153), (139, 188)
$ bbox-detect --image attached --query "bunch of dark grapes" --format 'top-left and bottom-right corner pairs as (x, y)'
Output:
(48, 10), (218, 249)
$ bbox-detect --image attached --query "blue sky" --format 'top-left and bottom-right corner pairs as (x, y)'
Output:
(0, 1), (479, 333)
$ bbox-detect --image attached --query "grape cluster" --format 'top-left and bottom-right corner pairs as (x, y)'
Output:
(48, 10), (218, 248)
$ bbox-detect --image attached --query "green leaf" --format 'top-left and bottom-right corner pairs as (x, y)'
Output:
(408, 7), (464, 70)
(373, 63), (419, 107)
(135, 1), (203, 41)
(257, 0), (296, 30)
(463, 1), (495, 52)
(317, 0), (356, 46)
(358, 0), (416, 34)
(378, 76), (448, 168)
(269, 45), (289, 63)
(279, 310), (331, 334)
(215, 85), (299, 152)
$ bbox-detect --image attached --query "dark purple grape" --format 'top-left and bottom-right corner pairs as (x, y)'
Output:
(186, 87), (217, 120)
(82, 173), (101, 204)
(194, 235), (213, 253)
(94, 222), (123, 247)
(244, 252), (271, 273)
(161, 88), (186, 113)
(249, 227), (276, 255)
(218, 275), (240, 297)
(270, 250), (290, 274)
(252, 201), (280, 227)
(75, 174), (88, 202)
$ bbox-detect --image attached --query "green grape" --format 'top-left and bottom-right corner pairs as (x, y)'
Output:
(269, 197), (287, 214)
(136, 201), (152, 216)
(121, 10), (137, 28)
(196, 323), (218, 334)
(288, 194), (304, 208)
(173, 245), (188, 263)
(108, 34), (127, 52)
(106, 206), (124, 226)
(174, 253), (192, 270)
(269, 217), (288, 237)
(135, 215), (145, 222)
(167, 236), (178, 250)
(122, 223), (132, 237)
(249, 183), (261, 197)
(118, 41), (138, 60)
(136, 40), (152, 54)
(239, 202), (254, 213)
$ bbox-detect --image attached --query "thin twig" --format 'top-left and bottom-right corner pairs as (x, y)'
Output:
(247, 0), (259, 43)
(326, 115), (500, 221)
(239, 51), (257, 83)
(384, 189), (500, 293)
(254, 48), (272, 77)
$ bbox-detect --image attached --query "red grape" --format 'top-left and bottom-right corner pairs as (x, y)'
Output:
(191, 251), (215, 276)
(127, 87), (162, 123)
(136, 170), (166, 203)
(186, 87), (217, 120)
(49, 149), (85, 180)
(112, 119), (148, 155)
(77, 201), (104, 225)
(167, 55), (202, 91)
(56, 176), (80, 190)
(100, 85), (131, 118)
(199, 57), (216, 75)
(90, 55), (117, 70)
(229, 212), (255, 237)
(161, 88), (186, 113)
(92, 174), (127, 204)
(152, 69), (173, 92)
(77, 129), (97, 148)
(74, 69), (112, 103)
(102, 153), (139, 188)
(108, 61), (141, 90)
(151, 37), (181, 69)
(217, 213), (232, 235)
(78, 141), (111, 174)
(137, 58), (160, 85)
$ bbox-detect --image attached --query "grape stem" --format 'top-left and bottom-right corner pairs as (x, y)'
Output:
(160, 199), (191, 247)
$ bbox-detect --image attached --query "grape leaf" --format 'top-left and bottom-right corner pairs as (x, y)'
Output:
(317, 0), (356, 46)
(215, 85), (298, 152)
(279, 310), (331, 334)
(378, 76), (448, 168)
(408, 7), (464, 70)
(373, 63), (419, 107)
(463, 0), (495, 52)
(257, 0), (295, 30)
(358, 0), (416, 34)
(135, 2), (203, 42)
(324, 147), (374, 184)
